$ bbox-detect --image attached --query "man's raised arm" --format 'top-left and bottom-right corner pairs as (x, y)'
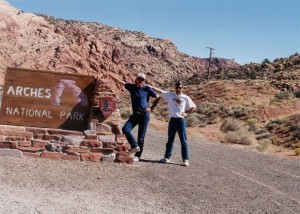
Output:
(150, 86), (164, 94)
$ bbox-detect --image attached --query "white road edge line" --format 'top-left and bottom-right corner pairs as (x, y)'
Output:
(267, 167), (300, 180)
(202, 159), (300, 205)
(230, 169), (300, 205)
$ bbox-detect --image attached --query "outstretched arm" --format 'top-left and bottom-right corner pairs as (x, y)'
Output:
(150, 86), (164, 94)
(108, 73), (126, 85)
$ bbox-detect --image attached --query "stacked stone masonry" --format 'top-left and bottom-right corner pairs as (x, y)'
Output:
(0, 125), (132, 164)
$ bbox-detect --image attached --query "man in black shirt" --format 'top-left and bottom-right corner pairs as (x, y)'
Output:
(109, 73), (160, 161)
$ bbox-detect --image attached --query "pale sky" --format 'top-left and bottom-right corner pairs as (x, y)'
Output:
(5, 0), (300, 65)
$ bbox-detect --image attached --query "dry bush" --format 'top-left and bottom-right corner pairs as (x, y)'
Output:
(232, 95), (244, 101)
(225, 129), (255, 145)
(247, 117), (258, 125)
(256, 133), (272, 140)
(275, 91), (295, 100)
(209, 117), (220, 125)
(271, 136), (283, 146)
(295, 89), (300, 98)
(197, 115), (210, 127)
(269, 98), (284, 106)
(221, 118), (243, 132)
(289, 122), (300, 131)
(247, 117), (259, 132)
(120, 108), (132, 119)
(290, 122), (300, 138)
(256, 139), (271, 152)
(186, 113), (200, 127)
(266, 118), (287, 130)
(197, 102), (217, 115)
(294, 140), (300, 148)
(227, 106), (248, 117)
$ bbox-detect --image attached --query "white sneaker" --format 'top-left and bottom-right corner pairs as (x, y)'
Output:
(129, 146), (140, 153)
(184, 160), (189, 167)
(133, 156), (140, 162)
(160, 158), (170, 163)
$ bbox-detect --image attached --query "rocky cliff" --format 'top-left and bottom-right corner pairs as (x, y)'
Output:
(0, 0), (238, 93)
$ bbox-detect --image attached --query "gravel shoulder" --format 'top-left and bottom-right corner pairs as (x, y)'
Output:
(1, 128), (300, 214)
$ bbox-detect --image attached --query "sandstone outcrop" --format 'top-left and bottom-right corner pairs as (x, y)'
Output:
(186, 53), (300, 92)
(0, 0), (238, 94)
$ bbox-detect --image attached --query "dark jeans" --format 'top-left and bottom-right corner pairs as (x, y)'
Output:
(122, 113), (150, 158)
(164, 117), (189, 161)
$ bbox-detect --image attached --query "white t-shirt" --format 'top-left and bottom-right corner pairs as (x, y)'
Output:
(161, 91), (196, 118)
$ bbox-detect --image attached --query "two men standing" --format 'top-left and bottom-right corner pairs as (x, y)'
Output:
(110, 73), (196, 166)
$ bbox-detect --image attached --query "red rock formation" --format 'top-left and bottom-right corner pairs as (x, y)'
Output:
(0, 0), (238, 94)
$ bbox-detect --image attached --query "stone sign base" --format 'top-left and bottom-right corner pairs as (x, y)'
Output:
(0, 124), (133, 163)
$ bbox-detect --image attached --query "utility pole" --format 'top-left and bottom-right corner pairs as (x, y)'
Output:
(206, 47), (215, 81)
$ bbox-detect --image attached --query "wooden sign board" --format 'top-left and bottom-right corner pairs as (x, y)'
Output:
(0, 67), (95, 131)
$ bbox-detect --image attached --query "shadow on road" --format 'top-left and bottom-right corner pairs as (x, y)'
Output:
(139, 159), (184, 166)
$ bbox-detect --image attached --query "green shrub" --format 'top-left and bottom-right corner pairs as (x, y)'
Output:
(221, 118), (243, 132)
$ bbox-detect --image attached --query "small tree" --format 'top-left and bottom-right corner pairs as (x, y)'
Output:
(262, 58), (271, 64)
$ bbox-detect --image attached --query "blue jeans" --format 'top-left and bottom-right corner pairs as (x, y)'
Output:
(122, 113), (150, 158)
(164, 117), (189, 161)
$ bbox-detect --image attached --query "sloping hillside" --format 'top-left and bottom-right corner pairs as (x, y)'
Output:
(176, 55), (300, 157)
(0, 0), (237, 91)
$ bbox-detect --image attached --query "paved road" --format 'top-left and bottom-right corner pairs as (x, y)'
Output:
(0, 128), (299, 214)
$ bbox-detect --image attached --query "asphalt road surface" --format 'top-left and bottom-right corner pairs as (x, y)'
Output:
(0, 128), (299, 214)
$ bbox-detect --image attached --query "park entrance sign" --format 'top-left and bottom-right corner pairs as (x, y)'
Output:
(0, 67), (95, 131)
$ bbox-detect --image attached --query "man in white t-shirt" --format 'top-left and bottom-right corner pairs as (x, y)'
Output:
(152, 81), (196, 166)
